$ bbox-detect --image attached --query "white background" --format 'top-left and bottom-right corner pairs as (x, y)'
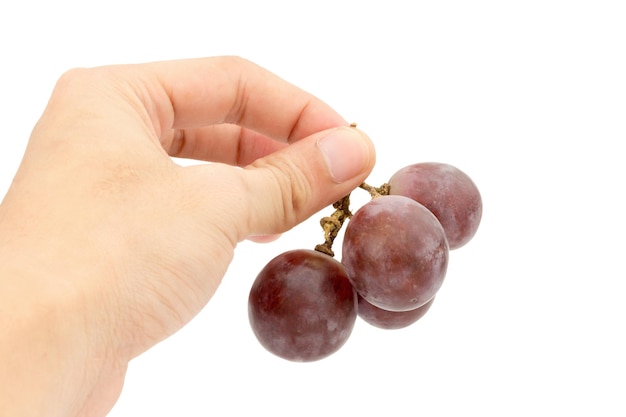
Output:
(2, 1), (625, 416)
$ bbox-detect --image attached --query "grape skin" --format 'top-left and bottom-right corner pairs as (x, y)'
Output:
(389, 162), (482, 250)
(248, 249), (357, 362)
(358, 295), (435, 330)
(342, 195), (449, 312)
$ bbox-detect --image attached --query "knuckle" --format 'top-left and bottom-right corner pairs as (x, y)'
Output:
(54, 66), (111, 94)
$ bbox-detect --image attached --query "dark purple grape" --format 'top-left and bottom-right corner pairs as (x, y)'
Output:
(389, 162), (482, 250)
(358, 295), (434, 330)
(342, 195), (449, 312)
(248, 249), (357, 362)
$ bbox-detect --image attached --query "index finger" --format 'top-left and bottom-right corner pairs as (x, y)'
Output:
(139, 56), (347, 143)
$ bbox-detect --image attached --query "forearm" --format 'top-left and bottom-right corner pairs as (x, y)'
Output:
(0, 255), (112, 417)
(1, 263), (83, 416)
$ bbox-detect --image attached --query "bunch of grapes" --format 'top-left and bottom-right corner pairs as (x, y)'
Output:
(248, 161), (482, 362)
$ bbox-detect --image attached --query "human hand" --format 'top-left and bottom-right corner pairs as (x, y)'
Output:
(0, 56), (375, 417)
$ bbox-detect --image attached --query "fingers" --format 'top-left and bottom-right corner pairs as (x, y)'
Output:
(33, 56), (347, 168)
(147, 57), (376, 247)
(190, 125), (376, 241)
(165, 124), (288, 167)
(141, 56), (347, 151)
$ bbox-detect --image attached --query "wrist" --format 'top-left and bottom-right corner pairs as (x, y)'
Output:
(0, 253), (119, 416)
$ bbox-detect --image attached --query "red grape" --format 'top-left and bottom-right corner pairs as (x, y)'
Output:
(358, 295), (434, 330)
(342, 195), (449, 312)
(248, 249), (357, 362)
(389, 162), (482, 249)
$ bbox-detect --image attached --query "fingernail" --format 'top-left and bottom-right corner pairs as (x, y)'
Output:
(317, 127), (371, 183)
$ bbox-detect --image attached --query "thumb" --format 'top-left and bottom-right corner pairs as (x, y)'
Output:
(238, 125), (375, 239)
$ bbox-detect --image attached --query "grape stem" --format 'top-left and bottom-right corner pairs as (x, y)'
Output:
(359, 182), (390, 199)
(314, 194), (352, 257)
(314, 181), (390, 257)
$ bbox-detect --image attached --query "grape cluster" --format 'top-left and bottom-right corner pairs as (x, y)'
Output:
(248, 162), (482, 362)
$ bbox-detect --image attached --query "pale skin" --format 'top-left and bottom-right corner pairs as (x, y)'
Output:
(0, 56), (375, 417)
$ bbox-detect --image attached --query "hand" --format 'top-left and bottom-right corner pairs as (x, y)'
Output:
(0, 56), (375, 417)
